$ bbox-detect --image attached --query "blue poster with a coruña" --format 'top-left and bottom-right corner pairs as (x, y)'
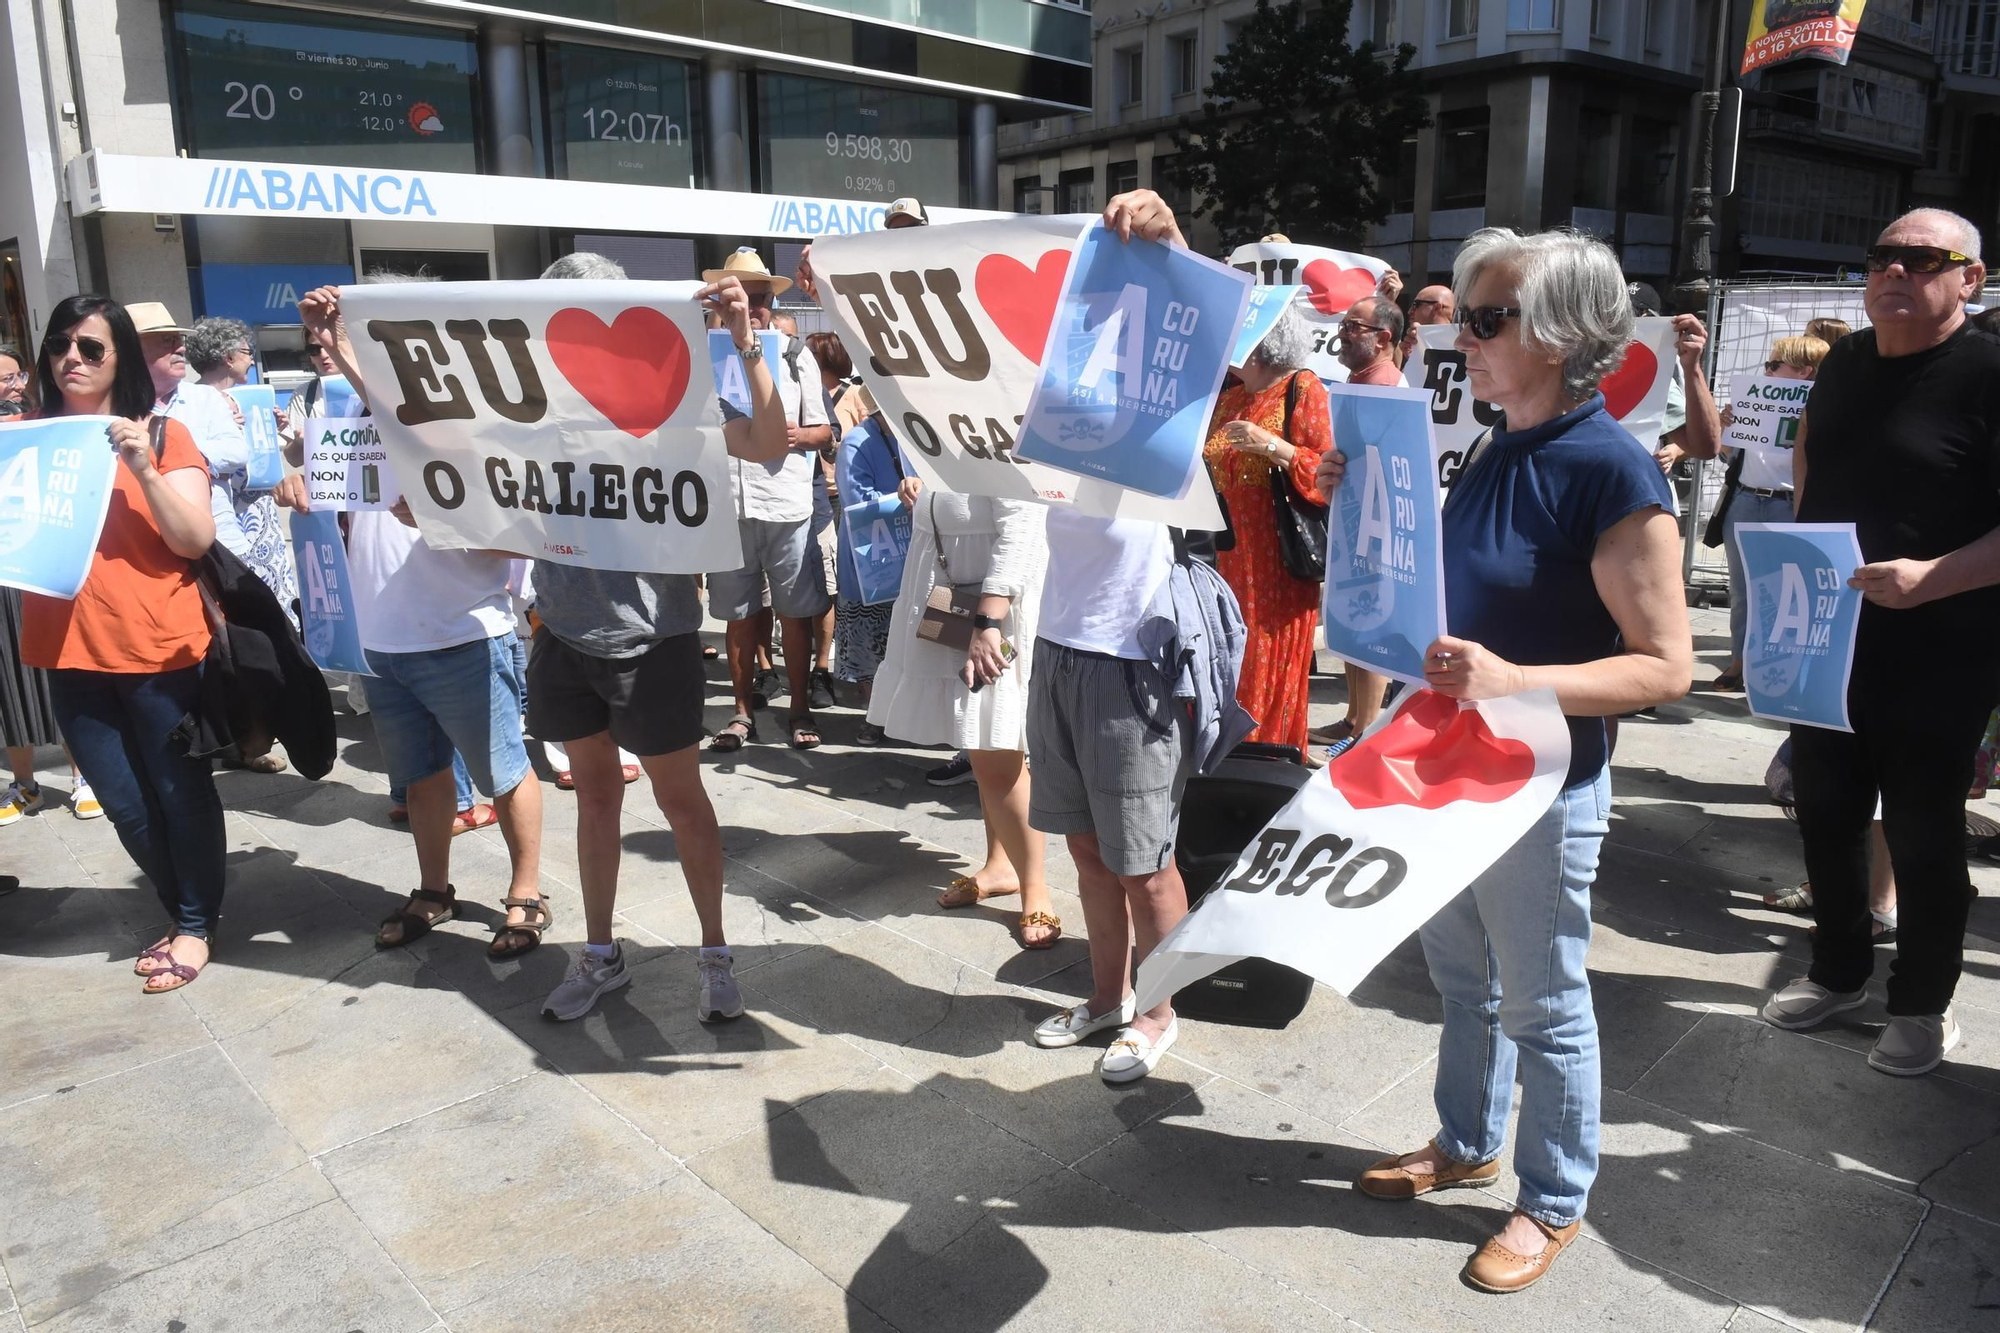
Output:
(841, 496), (913, 606)
(290, 508), (374, 675)
(706, 331), (787, 417)
(1319, 384), (1447, 689)
(1231, 285), (1303, 368)
(229, 384), (286, 491)
(1015, 224), (1252, 500)
(0, 417), (120, 599)
(1737, 522), (1862, 732)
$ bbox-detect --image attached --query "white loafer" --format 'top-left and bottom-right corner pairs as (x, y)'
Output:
(1099, 1019), (1178, 1084)
(1032, 994), (1137, 1048)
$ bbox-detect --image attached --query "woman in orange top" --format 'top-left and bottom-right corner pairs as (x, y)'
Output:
(22, 295), (221, 992)
(1202, 309), (1333, 753)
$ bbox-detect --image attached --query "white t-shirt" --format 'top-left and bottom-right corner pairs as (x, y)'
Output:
(1038, 510), (1173, 660)
(732, 340), (827, 524)
(347, 512), (516, 654)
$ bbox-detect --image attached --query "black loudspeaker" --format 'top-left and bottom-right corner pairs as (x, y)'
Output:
(1171, 741), (1320, 1029)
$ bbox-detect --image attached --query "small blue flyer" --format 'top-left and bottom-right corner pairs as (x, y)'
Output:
(0, 417), (121, 599)
(229, 384), (286, 491)
(706, 330), (787, 416)
(1231, 285), (1303, 368)
(1736, 522), (1863, 732)
(290, 508), (373, 675)
(842, 496), (914, 606)
(1014, 224), (1252, 500)
(1320, 384), (1447, 688)
(319, 375), (364, 421)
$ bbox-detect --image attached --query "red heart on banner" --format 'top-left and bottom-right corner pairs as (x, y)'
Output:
(1598, 339), (1659, 420)
(974, 249), (1072, 362)
(545, 307), (692, 438)
(1325, 690), (1537, 811)
(1300, 258), (1381, 315)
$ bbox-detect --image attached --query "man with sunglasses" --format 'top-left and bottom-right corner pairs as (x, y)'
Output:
(1762, 209), (2000, 1077)
(1399, 284), (1457, 365)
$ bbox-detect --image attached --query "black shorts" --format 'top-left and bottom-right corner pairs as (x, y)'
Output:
(527, 629), (706, 757)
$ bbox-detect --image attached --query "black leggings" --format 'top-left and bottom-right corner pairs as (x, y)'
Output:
(1791, 662), (1994, 1015)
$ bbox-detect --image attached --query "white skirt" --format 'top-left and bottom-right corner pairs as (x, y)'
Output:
(866, 523), (1042, 753)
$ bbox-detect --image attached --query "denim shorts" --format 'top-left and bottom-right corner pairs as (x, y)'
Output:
(364, 633), (531, 798)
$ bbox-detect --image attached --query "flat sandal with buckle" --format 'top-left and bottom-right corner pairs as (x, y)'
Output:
(490, 895), (553, 958)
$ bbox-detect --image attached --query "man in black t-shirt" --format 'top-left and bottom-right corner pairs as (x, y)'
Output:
(1762, 208), (2000, 1077)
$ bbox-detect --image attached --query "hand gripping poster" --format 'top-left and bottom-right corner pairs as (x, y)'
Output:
(809, 217), (1228, 529)
(339, 280), (742, 574)
(1135, 689), (1572, 1005)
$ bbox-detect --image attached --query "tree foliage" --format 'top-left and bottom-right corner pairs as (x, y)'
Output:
(1168, 0), (1430, 249)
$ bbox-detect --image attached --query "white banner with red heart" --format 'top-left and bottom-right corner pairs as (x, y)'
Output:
(809, 217), (1225, 530)
(1403, 317), (1678, 492)
(337, 281), (741, 574)
(1226, 241), (1392, 384)
(1134, 687), (1572, 1004)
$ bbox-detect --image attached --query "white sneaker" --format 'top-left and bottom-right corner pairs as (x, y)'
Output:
(542, 945), (631, 1021)
(1869, 1009), (1961, 1077)
(1100, 1019), (1179, 1084)
(696, 947), (744, 1023)
(71, 783), (104, 820)
(1761, 977), (1867, 1031)
(1032, 993), (1137, 1049)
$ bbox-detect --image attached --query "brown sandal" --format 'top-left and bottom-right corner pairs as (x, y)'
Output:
(377, 885), (456, 948)
(937, 875), (1016, 910)
(1018, 911), (1063, 950)
(489, 895), (553, 958)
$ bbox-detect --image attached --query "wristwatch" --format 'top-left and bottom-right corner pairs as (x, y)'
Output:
(736, 338), (764, 363)
(972, 613), (1004, 632)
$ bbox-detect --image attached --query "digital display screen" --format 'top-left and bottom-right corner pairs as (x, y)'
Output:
(175, 0), (478, 171)
(757, 72), (961, 205)
(547, 43), (699, 187)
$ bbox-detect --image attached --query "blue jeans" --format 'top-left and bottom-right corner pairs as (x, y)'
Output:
(364, 634), (530, 797)
(1723, 488), (1796, 658)
(390, 753), (475, 810)
(1419, 767), (1612, 1227)
(50, 666), (227, 938)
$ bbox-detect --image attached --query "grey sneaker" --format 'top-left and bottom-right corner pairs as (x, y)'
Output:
(1869, 1010), (1960, 1077)
(696, 948), (744, 1023)
(1761, 977), (1867, 1030)
(542, 945), (631, 1021)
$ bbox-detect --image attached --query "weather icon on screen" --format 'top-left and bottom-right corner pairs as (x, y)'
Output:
(408, 101), (443, 135)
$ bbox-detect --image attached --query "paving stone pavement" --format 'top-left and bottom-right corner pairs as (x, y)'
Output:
(2, 609), (1997, 1333)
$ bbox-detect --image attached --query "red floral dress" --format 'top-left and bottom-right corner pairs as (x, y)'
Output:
(1203, 373), (1333, 751)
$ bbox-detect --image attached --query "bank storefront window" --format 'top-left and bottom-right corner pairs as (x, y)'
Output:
(174, 0), (479, 171)
(757, 72), (961, 206)
(547, 43), (700, 188)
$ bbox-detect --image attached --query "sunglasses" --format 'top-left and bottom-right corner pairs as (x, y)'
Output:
(1863, 245), (1971, 275)
(746, 290), (775, 309)
(1409, 297), (1443, 312)
(1337, 320), (1385, 335)
(43, 332), (109, 364)
(1454, 305), (1521, 340)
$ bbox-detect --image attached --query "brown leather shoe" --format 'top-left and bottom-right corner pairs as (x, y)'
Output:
(1462, 1211), (1582, 1294)
(1355, 1142), (1501, 1200)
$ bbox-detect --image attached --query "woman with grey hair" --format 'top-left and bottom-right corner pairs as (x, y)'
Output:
(1200, 304), (1333, 753)
(1318, 227), (1692, 1293)
(185, 317), (253, 382)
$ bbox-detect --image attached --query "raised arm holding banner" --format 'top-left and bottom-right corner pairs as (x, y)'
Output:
(337, 280), (741, 574)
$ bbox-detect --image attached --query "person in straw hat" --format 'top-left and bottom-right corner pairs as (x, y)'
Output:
(700, 247), (835, 751)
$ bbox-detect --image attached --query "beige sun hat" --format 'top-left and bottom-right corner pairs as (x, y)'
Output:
(125, 301), (191, 336)
(701, 247), (793, 297)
